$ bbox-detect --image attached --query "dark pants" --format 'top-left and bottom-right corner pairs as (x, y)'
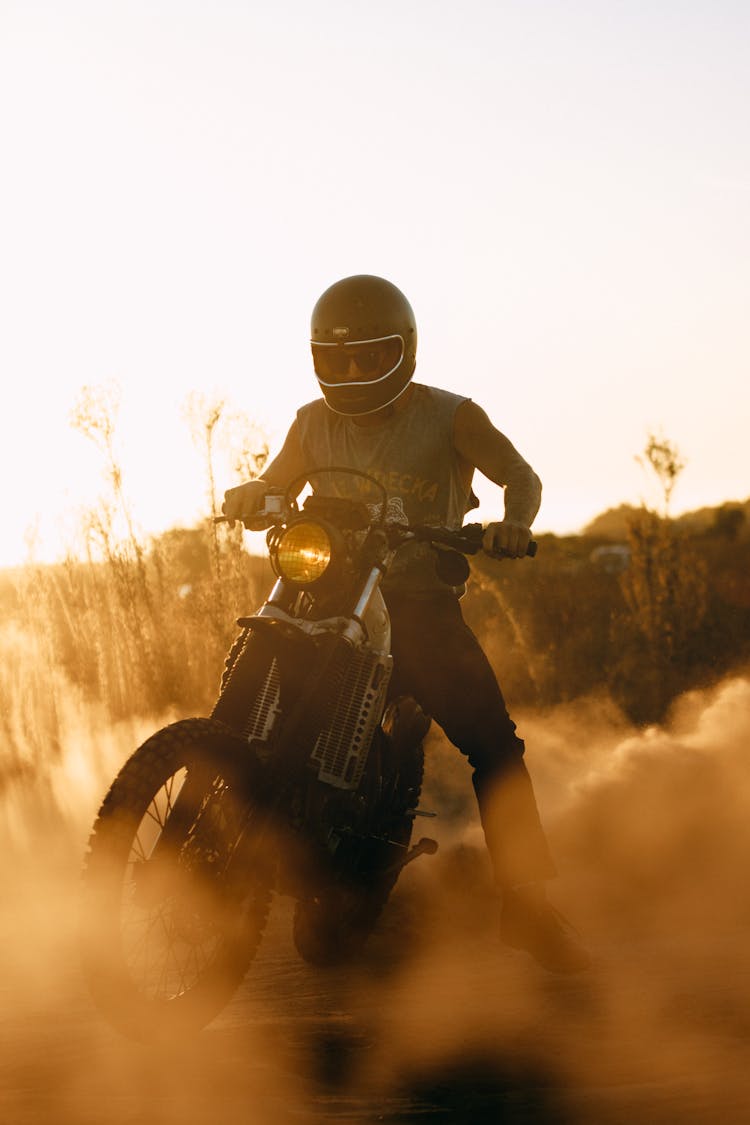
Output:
(384, 590), (556, 888)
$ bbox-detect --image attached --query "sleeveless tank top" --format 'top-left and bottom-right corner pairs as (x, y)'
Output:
(296, 384), (474, 594)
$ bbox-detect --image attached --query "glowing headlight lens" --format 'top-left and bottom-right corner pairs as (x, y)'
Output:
(276, 521), (332, 585)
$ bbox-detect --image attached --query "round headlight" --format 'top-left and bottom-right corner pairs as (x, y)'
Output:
(275, 521), (332, 585)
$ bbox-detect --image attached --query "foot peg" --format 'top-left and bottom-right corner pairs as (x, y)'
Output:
(400, 836), (438, 870)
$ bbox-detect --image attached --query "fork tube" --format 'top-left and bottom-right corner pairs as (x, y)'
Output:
(261, 578), (291, 612)
(351, 566), (384, 621)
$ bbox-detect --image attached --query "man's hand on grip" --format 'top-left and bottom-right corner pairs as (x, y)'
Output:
(482, 520), (532, 559)
(221, 480), (268, 527)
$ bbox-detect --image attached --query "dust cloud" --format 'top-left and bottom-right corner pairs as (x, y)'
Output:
(2, 674), (750, 1122)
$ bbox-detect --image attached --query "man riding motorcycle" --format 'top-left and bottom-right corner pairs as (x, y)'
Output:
(223, 274), (589, 973)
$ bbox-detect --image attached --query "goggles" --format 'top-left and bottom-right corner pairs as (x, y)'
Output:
(311, 335), (404, 385)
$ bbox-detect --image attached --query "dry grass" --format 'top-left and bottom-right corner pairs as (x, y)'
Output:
(3, 507), (749, 822)
(0, 523), (273, 840)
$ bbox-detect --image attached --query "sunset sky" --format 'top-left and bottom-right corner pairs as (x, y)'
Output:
(1, 0), (748, 566)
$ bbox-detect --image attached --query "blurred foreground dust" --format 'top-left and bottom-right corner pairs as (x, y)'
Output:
(2, 675), (750, 1123)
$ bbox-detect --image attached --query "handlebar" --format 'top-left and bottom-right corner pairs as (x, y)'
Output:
(408, 522), (537, 558)
(216, 510), (537, 558)
(214, 513), (276, 530)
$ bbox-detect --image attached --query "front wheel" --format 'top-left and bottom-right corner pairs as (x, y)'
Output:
(81, 718), (272, 1039)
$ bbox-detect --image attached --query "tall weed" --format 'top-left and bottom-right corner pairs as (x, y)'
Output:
(615, 509), (708, 722)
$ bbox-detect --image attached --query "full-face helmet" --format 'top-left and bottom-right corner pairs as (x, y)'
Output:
(310, 275), (417, 416)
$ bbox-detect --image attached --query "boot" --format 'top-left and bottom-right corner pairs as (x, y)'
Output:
(501, 884), (591, 974)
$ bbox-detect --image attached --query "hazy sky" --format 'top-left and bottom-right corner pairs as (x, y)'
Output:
(1, 0), (748, 565)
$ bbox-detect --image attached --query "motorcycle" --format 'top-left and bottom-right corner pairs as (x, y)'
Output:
(81, 468), (535, 1039)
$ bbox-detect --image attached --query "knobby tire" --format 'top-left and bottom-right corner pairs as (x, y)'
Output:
(81, 718), (272, 1040)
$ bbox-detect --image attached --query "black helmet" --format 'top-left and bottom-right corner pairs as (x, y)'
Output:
(310, 275), (417, 416)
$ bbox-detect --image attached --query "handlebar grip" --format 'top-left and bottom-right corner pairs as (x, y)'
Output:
(484, 539), (537, 559)
(460, 523), (537, 557)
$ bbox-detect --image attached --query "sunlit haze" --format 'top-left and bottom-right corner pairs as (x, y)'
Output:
(1, 0), (748, 566)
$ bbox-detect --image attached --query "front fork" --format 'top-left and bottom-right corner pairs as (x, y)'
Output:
(147, 563), (396, 892)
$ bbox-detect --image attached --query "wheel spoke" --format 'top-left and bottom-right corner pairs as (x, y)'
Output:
(117, 767), (236, 999)
(84, 721), (270, 1031)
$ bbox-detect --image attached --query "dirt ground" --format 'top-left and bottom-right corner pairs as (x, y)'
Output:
(2, 833), (749, 1124)
(3, 678), (750, 1123)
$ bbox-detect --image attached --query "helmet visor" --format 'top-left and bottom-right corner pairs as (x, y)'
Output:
(311, 335), (404, 386)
